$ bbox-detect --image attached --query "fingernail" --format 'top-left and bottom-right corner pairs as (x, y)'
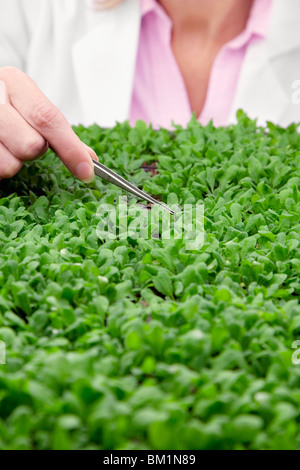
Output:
(89, 147), (99, 161)
(76, 161), (94, 183)
(0, 81), (7, 105)
(84, 143), (99, 161)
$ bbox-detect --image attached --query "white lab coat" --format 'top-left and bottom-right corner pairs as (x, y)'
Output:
(0, 0), (300, 128)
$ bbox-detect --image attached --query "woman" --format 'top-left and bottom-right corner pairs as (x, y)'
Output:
(0, 0), (299, 182)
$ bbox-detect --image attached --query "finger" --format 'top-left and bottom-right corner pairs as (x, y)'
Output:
(0, 102), (48, 160)
(0, 68), (94, 182)
(0, 142), (23, 179)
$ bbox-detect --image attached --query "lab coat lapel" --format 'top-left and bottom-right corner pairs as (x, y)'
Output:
(229, 0), (300, 126)
(72, 0), (140, 127)
(228, 41), (289, 126)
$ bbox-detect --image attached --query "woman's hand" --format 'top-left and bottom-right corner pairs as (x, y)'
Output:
(0, 67), (96, 182)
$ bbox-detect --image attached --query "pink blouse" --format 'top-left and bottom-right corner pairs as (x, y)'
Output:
(130, 0), (273, 129)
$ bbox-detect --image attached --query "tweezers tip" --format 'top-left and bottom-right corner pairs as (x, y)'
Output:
(157, 202), (175, 215)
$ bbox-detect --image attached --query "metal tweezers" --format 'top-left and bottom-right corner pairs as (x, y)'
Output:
(93, 159), (174, 215)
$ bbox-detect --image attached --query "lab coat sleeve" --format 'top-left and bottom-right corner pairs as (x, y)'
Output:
(0, 0), (30, 69)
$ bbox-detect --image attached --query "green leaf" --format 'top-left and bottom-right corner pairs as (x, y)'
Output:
(153, 271), (173, 298)
(32, 196), (49, 222)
